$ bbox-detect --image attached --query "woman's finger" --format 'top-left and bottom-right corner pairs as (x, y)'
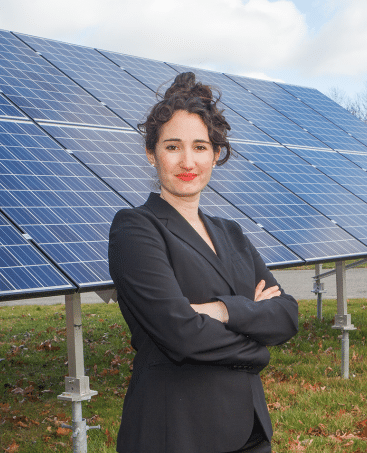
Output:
(254, 280), (265, 301)
(255, 285), (280, 301)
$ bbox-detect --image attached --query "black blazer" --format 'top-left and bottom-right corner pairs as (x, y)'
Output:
(109, 192), (298, 453)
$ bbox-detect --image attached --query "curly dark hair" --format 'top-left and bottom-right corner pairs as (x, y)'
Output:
(138, 72), (232, 166)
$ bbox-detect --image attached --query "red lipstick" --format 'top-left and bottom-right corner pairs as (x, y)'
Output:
(176, 173), (197, 181)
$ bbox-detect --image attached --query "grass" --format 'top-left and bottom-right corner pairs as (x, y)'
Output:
(0, 299), (366, 452)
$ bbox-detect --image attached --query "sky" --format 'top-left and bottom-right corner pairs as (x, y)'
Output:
(0, 0), (367, 99)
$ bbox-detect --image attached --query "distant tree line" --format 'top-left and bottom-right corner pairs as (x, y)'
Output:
(328, 84), (367, 123)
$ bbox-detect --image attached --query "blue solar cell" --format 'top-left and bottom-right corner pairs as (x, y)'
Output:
(17, 33), (158, 130)
(208, 150), (367, 260)
(199, 189), (300, 266)
(288, 147), (367, 205)
(0, 93), (26, 119)
(0, 119), (131, 287)
(0, 212), (74, 297)
(339, 152), (367, 171)
(168, 63), (328, 149)
(227, 74), (367, 152)
(0, 31), (128, 128)
(43, 123), (300, 266)
(278, 83), (367, 148)
(231, 143), (367, 247)
(98, 52), (178, 94)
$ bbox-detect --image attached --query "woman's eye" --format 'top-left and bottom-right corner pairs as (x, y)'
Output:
(195, 145), (207, 151)
(166, 145), (178, 150)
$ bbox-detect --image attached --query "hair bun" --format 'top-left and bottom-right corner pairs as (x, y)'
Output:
(164, 72), (213, 107)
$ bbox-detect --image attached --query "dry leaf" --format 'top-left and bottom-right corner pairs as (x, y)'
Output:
(105, 428), (114, 447)
(57, 427), (72, 436)
(4, 441), (20, 452)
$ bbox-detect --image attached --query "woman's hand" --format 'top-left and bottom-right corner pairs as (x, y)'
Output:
(190, 301), (229, 323)
(254, 280), (281, 301)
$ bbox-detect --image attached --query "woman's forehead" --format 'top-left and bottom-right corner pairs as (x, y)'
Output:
(159, 111), (209, 141)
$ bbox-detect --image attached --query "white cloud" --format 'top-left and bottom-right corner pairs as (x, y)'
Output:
(295, 0), (367, 76)
(0, 0), (306, 74)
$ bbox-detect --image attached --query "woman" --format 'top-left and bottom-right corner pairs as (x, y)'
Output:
(109, 72), (298, 453)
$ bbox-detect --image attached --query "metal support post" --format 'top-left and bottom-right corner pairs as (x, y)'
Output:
(313, 263), (325, 319)
(58, 293), (99, 453)
(331, 261), (356, 379)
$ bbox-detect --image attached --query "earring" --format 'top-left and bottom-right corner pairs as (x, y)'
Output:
(212, 163), (216, 168)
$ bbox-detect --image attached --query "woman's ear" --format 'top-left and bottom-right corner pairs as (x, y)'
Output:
(213, 148), (221, 167)
(145, 148), (156, 166)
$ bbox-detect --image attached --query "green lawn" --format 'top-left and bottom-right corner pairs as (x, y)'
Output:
(0, 299), (366, 452)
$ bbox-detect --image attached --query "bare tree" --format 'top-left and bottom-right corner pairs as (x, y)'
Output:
(328, 84), (367, 123)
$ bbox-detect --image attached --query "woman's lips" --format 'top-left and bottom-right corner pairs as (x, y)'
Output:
(176, 173), (197, 181)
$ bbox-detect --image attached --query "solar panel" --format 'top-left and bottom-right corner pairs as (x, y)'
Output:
(0, 31), (127, 128)
(339, 151), (367, 173)
(0, 30), (366, 299)
(97, 53), (277, 144)
(278, 83), (367, 148)
(16, 33), (159, 130)
(199, 189), (301, 266)
(0, 93), (26, 119)
(98, 51), (177, 94)
(168, 63), (329, 149)
(208, 150), (367, 261)
(227, 74), (367, 152)
(288, 146), (367, 205)
(231, 143), (367, 247)
(42, 123), (301, 266)
(0, 119), (131, 288)
(0, 211), (74, 298)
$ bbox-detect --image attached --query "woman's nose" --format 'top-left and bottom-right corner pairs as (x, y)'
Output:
(180, 149), (195, 169)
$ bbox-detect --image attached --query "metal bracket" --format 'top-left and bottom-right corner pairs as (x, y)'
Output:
(331, 314), (357, 331)
(58, 376), (98, 402)
(312, 281), (326, 294)
(95, 289), (117, 304)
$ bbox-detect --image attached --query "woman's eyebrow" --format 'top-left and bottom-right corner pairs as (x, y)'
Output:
(162, 138), (211, 144)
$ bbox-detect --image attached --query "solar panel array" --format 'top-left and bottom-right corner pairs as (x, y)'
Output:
(1, 29), (367, 300)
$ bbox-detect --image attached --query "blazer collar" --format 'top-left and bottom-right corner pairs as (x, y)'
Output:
(144, 192), (236, 293)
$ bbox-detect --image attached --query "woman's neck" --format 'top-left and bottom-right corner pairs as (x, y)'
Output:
(160, 189), (201, 224)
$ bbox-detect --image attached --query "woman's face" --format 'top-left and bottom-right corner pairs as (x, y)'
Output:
(146, 110), (219, 199)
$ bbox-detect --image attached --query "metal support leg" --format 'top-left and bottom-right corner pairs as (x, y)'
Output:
(58, 293), (98, 452)
(341, 331), (350, 379)
(72, 402), (87, 453)
(313, 263), (325, 319)
(331, 261), (356, 379)
(315, 263), (323, 319)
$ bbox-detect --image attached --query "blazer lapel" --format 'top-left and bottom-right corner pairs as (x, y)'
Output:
(144, 193), (237, 294)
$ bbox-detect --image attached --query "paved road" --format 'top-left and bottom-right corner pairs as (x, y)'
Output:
(1, 268), (366, 307)
(272, 268), (367, 300)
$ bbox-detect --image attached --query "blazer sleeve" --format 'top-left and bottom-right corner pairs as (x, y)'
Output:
(109, 208), (270, 372)
(217, 228), (299, 347)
